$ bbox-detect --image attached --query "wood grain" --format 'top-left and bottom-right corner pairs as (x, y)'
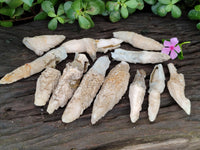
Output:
(0, 13), (199, 150)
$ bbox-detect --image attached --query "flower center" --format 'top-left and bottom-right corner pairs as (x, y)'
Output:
(170, 46), (174, 51)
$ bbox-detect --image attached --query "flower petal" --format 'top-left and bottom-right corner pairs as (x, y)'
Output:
(170, 37), (179, 46)
(162, 47), (170, 55)
(164, 40), (171, 47)
(170, 50), (178, 60)
(174, 45), (181, 53)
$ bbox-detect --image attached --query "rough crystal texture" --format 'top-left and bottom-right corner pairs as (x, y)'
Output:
(61, 38), (122, 60)
(0, 47), (67, 84)
(62, 56), (111, 123)
(148, 64), (165, 122)
(167, 63), (191, 115)
(23, 35), (66, 55)
(113, 31), (163, 50)
(129, 69), (146, 123)
(34, 67), (61, 106)
(47, 54), (89, 114)
(91, 61), (130, 124)
(111, 48), (170, 64)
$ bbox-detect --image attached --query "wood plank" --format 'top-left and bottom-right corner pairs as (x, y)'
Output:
(0, 13), (199, 150)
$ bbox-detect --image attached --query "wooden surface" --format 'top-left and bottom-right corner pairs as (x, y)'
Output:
(0, 13), (200, 150)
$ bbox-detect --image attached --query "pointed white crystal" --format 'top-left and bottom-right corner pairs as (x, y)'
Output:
(60, 38), (122, 60)
(23, 35), (66, 55)
(111, 48), (170, 64)
(96, 38), (123, 53)
(61, 38), (97, 60)
(91, 61), (130, 124)
(62, 56), (111, 123)
(148, 64), (165, 122)
(129, 69), (146, 123)
(34, 67), (61, 106)
(113, 31), (163, 50)
(167, 63), (191, 115)
(0, 47), (67, 84)
(47, 54), (89, 114)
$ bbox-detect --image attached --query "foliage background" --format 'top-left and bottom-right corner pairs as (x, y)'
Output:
(0, 0), (199, 30)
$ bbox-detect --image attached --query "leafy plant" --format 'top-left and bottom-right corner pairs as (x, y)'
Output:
(0, 0), (43, 27)
(152, 0), (182, 18)
(144, 0), (156, 5)
(41, 1), (66, 30)
(188, 4), (200, 30)
(63, 0), (105, 29)
(0, 0), (200, 31)
(106, 0), (143, 22)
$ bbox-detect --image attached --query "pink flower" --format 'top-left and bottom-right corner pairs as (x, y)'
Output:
(162, 37), (181, 60)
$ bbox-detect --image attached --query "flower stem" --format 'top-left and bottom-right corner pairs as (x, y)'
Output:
(179, 41), (191, 46)
(177, 41), (190, 60)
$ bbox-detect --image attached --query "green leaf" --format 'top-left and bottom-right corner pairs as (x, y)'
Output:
(60, 15), (70, 23)
(57, 16), (65, 24)
(34, 11), (48, 21)
(94, 0), (105, 14)
(136, 0), (144, 10)
(162, 39), (166, 43)
(121, 6), (128, 19)
(42, 1), (55, 13)
(125, 0), (138, 9)
(195, 5), (200, 11)
(22, 0), (33, 7)
(165, 4), (172, 12)
(82, 1), (87, 10)
(196, 22), (200, 30)
(49, 0), (58, 6)
(68, 20), (75, 24)
(171, 0), (179, 4)
(14, 7), (24, 17)
(178, 51), (184, 60)
(106, 1), (116, 12)
(144, 0), (156, 5)
(177, 45), (184, 60)
(102, 10), (109, 16)
(57, 3), (64, 16)
(171, 5), (181, 18)
(72, 0), (82, 11)
(64, 1), (72, 14)
(188, 9), (200, 20)
(0, 21), (13, 27)
(127, 7), (136, 14)
(78, 15), (91, 29)
(114, 3), (120, 11)
(48, 11), (56, 17)
(158, 0), (170, 5)
(0, 6), (15, 17)
(66, 8), (76, 20)
(0, 0), (5, 2)
(23, 3), (30, 11)
(86, 0), (102, 15)
(85, 14), (94, 27)
(37, 0), (44, 4)
(157, 5), (167, 17)
(5, 0), (23, 8)
(109, 10), (121, 22)
(48, 18), (57, 30)
(151, 2), (162, 15)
